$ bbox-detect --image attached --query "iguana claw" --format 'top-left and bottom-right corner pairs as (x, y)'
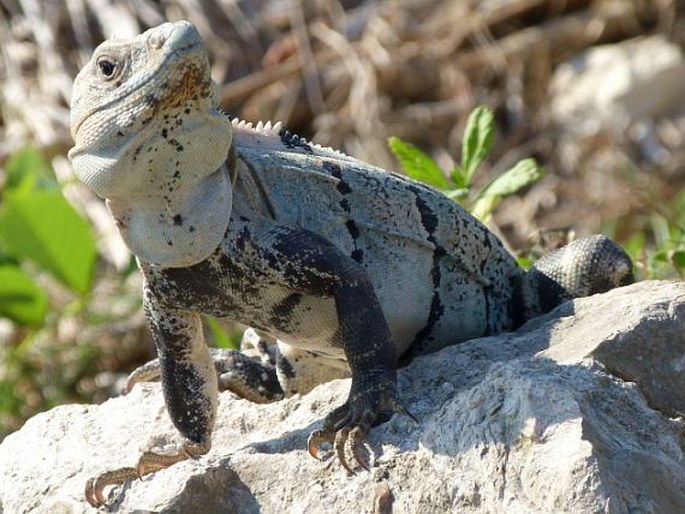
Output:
(337, 426), (370, 473)
(135, 448), (192, 479)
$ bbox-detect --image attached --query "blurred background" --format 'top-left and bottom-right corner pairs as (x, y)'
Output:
(0, 0), (683, 439)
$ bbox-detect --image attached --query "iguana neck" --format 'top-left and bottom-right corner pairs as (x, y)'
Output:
(71, 109), (234, 268)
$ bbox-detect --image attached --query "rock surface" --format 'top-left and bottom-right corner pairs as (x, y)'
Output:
(1, 280), (685, 514)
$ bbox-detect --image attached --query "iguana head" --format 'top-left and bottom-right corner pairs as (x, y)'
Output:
(69, 21), (234, 267)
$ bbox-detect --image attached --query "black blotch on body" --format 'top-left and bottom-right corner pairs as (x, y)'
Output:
(345, 219), (360, 239)
(234, 224), (252, 253)
(413, 191), (438, 235)
(149, 253), (243, 315)
(269, 231), (336, 296)
(133, 145), (142, 162)
(406, 188), (445, 355)
(326, 162), (352, 196)
(325, 162), (363, 262)
(269, 292), (303, 327)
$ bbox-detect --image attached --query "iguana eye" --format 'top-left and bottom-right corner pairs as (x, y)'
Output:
(96, 56), (119, 80)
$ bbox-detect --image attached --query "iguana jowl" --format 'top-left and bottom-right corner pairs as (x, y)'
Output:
(69, 21), (633, 507)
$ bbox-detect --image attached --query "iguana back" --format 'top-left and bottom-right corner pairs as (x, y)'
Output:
(231, 123), (520, 355)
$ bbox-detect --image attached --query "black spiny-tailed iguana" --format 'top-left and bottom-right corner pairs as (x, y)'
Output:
(68, 21), (633, 507)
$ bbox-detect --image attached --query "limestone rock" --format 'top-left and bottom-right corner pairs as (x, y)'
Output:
(1, 281), (685, 513)
(550, 35), (685, 132)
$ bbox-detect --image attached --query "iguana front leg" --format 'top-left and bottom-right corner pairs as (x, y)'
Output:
(249, 223), (413, 472)
(85, 293), (217, 507)
(306, 275), (407, 473)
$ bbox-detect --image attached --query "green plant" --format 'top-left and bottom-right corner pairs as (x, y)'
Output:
(388, 105), (685, 280)
(388, 105), (544, 223)
(0, 147), (96, 325)
(203, 315), (242, 349)
(0, 147), (100, 437)
(616, 191), (685, 281)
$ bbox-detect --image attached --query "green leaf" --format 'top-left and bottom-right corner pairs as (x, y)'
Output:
(388, 136), (449, 190)
(669, 249), (685, 274)
(652, 250), (669, 264)
(450, 167), (468, 189)
(5, 147), (57, 193)
(461, 105), (494, 183)
(0, 190), (96, 294)
(0, 265), (48, 325)
(470, 159), (543, 222)
(515, 255), (534, 270)
(204, 315), (240, 349)
(479, 158), (544, 198)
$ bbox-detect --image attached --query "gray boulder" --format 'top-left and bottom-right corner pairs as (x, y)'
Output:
(550, 35), (685, 132)
(1, 280), (684, 513)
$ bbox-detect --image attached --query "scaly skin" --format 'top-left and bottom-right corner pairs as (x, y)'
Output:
(69, 21), (633, 507)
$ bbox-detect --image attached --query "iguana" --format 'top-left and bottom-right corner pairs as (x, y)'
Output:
(69, 21), (633, 507)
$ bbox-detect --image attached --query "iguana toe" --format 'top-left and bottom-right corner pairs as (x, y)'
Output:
(85, 467), (138, 507)
(307, 424), (370, 473)
(135, 449), (192, 479)
(307, 428), (334, 460)
(336, 425), (371, 473)
(334, 427), (357, 474)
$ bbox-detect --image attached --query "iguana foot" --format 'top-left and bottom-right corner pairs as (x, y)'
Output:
(307, 385), (416, 474)
(84, 440), (209, 507)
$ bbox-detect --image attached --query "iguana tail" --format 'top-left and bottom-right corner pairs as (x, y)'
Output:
(516, 235), (634, 324)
